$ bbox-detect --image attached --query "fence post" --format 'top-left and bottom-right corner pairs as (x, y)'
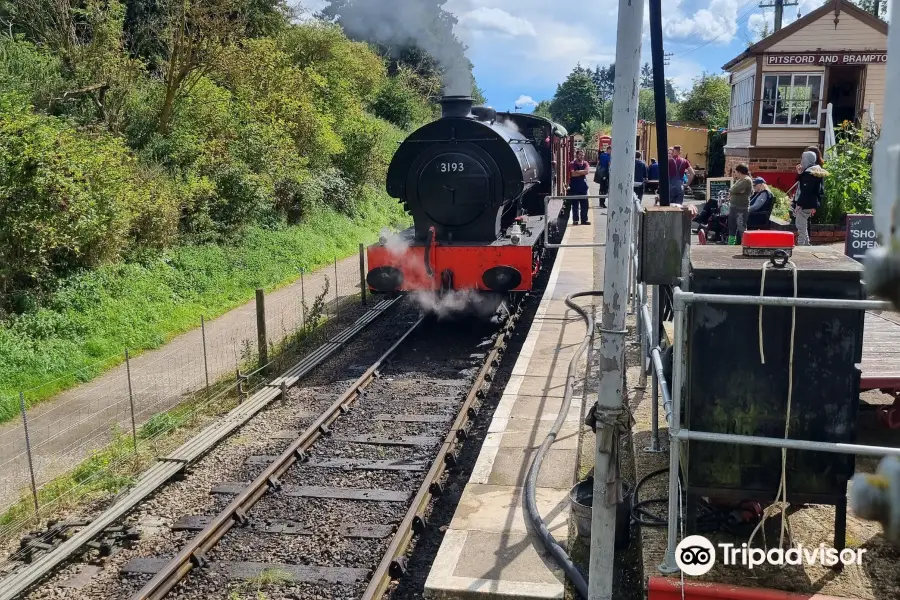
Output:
(201, 315), (211, 401)
(255, 289), (268, 373)
(359, 243), (367, 306)
(300, 269), (307, 331)
(19, 392), (39, 515)
(125, 349), (138, 456)
(334, 257), (340, 326)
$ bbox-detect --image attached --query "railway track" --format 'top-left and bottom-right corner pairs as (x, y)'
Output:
(119, 302), (521, 600)
(11, 292), (529, 600)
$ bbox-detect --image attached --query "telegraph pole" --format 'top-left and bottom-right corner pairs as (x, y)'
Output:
(589, 0), (643, 598)
(650, 1), (670, 206)
(760, 0), (799, 31)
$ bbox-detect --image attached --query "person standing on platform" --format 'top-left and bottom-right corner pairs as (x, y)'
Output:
(667, 145), (695, 205)
(597, 145), (611, 206)
(568, 149), (591, 226)
(794, 150), (828, 246)
(647, 158), (659, 195)
(727, 164), (752, 245)
(634, 151), (648, 201)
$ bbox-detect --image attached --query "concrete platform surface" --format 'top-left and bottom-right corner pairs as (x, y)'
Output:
(424, 204), (603, 600)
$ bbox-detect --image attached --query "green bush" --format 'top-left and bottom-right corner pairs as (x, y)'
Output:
(0, 92), (177, 300)
(0, 36), (66, 107)
(370, 76), (433, 130)
(822, 123), (874, 224)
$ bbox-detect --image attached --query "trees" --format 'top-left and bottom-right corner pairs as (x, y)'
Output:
(549, 66), (600, 133)
(591, 64), (615, 123)
(532, 100), (552, 120)
(640, 62), (653, 89)
(853, 0), (888, 19)
(678, 73), (730, 130)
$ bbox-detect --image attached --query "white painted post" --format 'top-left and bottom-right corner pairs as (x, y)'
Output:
(872, 0), (899, 251)
(588, 0), (644, 597)
(866, 0), (900, 310)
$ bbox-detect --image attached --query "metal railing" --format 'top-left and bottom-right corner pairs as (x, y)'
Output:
(626, 205), (899, 574)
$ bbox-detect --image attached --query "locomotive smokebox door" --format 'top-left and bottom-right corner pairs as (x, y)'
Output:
(684, 246), (865, 530)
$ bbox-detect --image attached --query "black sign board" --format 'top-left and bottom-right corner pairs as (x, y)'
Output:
(844, 214), (878, 261)
(706, 177), (731, 203)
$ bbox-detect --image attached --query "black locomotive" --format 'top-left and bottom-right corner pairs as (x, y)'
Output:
(367, 95), (572, 297)
(386, 95), (567, 243)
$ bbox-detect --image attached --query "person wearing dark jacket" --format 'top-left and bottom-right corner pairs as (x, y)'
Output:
(794, 151), (829, 246)
(747, 177), (774, 230)
(727, 164), (753, 244)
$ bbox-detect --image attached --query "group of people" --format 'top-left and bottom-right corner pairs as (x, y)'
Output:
(568, 142), (828, 245)
(569, 144), (692, 225)
(709, 146), (828, 245)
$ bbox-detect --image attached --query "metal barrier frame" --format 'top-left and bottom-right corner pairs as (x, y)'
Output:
(542, 195), (609, 248)
(625, 207), (899, 574)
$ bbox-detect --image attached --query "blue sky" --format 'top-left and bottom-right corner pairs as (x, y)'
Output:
(299, 1), (890, 112)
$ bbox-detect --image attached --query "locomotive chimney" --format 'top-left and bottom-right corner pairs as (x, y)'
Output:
(440, 95), (473, 119)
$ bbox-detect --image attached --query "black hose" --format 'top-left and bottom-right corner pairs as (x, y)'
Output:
(523, 290), (601, 600)
(630, 468), (736, 533)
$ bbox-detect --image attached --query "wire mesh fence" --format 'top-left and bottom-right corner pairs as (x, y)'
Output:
(0, 247), (371, 552)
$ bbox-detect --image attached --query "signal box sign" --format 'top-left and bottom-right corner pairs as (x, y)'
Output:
(766, 52), (887, 66)
(845, 214), (879, 262)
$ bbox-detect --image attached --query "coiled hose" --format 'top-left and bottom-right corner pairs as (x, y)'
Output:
(523, 291), (601, 600)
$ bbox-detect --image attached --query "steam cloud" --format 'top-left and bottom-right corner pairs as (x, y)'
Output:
(325, 1), (474, 96)
(412, 290), (507, 321)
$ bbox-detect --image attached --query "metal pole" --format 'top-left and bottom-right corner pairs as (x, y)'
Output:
(201, 316), (211, 401)
(660, 258), (690, 574)
(125, 350), (138, 455)
(774, 0), (784, 32)
(589, 0), (643, 597)
(255, 289), (268, 372)
(649, 0), (670, 206)
(359, 243), (367, 306)
(19, 392), (39, 515)
(649, 286), (661, 451)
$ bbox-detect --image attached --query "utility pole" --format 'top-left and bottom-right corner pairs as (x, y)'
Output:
(589, 0), (643, 598)
(760, 0), (799, 32)
(873, 0), (881, 18)
(651, 1), (670, 207)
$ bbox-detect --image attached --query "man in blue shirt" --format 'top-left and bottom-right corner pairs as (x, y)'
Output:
(647, 158), (659, 195)
(597, 146), (611, 204)
(634, 152), (648, 201)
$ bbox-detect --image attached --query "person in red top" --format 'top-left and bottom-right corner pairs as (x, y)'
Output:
(667, 145), (695, 205)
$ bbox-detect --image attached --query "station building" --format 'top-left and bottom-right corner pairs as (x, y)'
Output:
(721, 0), (887, 191)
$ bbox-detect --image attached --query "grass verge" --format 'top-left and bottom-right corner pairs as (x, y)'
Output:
(0, 188), (409, 422)
(0, 290), (356, 548)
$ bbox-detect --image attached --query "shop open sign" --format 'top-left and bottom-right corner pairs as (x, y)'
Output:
(845, 215), (879, 262)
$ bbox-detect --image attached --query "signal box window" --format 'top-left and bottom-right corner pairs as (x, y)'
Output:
(760, 74), (823, 127)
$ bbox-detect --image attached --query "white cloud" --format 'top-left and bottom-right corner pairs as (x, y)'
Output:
(664, 0), (743, 44)
(457, 7), (537, 38)
(514, 95), (537, 108)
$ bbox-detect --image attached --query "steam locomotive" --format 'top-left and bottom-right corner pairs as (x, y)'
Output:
(365, 95), (574, 298)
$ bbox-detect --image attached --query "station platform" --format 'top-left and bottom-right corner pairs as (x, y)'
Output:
(424, 202), (603, 599)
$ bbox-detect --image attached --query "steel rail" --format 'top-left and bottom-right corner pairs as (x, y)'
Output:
(0, 297), (399, 600)
(130, 314), (425, 600)
(360, 303), (523, 600)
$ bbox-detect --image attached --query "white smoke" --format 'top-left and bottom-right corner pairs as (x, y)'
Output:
(380, 227), (410, 257)
(412, 289), (506, 321)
